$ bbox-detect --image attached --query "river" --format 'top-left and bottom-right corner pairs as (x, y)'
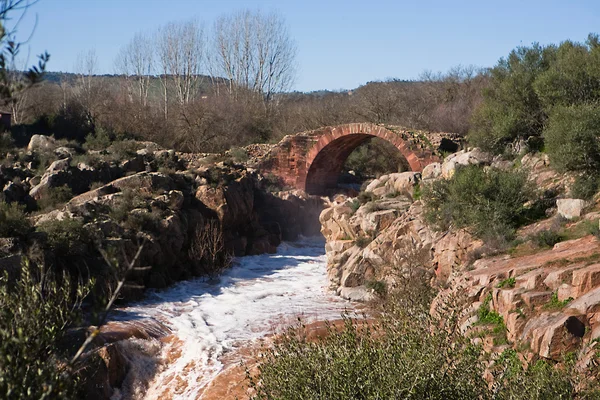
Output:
(108, 236), (353, 399)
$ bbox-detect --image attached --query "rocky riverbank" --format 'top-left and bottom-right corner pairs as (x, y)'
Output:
(0, 135), (325, 298)
(319, 147), (600, 377)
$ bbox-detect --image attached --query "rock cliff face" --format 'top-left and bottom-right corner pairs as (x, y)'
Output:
(319, 147), (600, 369)
(0, 135), (325, 298)
(319, 169), (482, 301)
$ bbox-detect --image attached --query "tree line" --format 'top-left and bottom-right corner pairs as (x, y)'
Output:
(7, 9), (486, 154)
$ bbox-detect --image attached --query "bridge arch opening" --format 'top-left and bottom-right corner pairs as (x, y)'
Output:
(305, 133), (415, 195)
(340, 137), (410, 190)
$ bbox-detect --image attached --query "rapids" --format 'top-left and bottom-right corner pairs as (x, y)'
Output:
(110, 236), (353, 399)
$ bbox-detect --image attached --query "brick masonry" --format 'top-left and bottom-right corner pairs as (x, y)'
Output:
(258, 123), (440, 194)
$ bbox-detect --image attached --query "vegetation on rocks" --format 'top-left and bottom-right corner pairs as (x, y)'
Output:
(423, 165), (536, 243)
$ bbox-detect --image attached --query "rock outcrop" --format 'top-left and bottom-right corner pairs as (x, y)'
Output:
(0, 135), (327, 300)
(319, 147), (600, 372)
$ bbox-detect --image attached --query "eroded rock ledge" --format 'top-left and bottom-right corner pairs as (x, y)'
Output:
(319, 147), (600, 370)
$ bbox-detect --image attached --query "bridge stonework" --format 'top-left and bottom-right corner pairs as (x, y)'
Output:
(259, 123), (440, 194)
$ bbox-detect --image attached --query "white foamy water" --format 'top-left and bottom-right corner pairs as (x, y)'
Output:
(111, 236), (352, 399)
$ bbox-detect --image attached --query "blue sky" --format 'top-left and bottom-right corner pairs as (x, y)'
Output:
(12, 0), (600, 92)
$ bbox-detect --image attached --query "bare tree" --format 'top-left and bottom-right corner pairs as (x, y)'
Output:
(210, 10), (297, 107)
(114, 32), (154, 106)
(156, 19), (205, 113)
(73, 49), (109, 129)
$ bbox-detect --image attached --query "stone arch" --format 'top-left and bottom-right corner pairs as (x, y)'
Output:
(302, 123), (432, 194)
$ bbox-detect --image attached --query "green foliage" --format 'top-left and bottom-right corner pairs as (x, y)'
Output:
(343, 137), (409, 180)
(422, 165), (535, 243)
(249, 300), (489, 399)
(544, 104), (600, 174)
(249, 281), (580, 399)
(544, 291), (574, 310)
(492, 351), (576, 399)
(477, 294), (504, 326)
(0, 132), (14, 155)
(109, 139), (142, 161)
(365, 279), (387, 297)
(82, 127), (112, 151)
(349, 199), (360, 214)
(469, 34), (600, 156)
(468, 43), (552, 153)
(571, 174), (600, 200)
(412, 183), (422, 200)
(37, 185), (73, 211)
(532, 229), (563, 248)
(109, 190), (159, 232)
(36, 217), (88, 255)
(0, 201), (30, 237)
(497, 277), (516, 289)
(0, 260), (92, 399)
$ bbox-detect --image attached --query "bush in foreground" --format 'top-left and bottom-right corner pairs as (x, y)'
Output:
(248, 279), (582, 399)
(249, 292), (489, 399)
(0, 260), (92, 399)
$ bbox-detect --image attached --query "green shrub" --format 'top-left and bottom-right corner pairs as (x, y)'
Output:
(250, 304), (489, 399)
(0, 132), (15, 155)
(0, 201), (31, 237)
(108, 189), (149, 223)
(109, 139), (142, 161)
(492, 350), (576, 399)
(571, 174), (600, 200)
(37, 185), (74, 211)
(412, 183), (422, 200)
(544, 104), (600, 174)
(497, 277), (516, 289)
(36, 217), (88, 255)
(229, 147), (249, 163)
(423, 165), (536, 243)
(532, 229), (563, 248)
(468, 43), (552, 153)
(544, 291), (573, 310)
(123, 210), (160, 232)
(477, 294), (504, 325)
(83, 127), (112, 151)
(469, 34), (600, 156)
(0, 259), (92, 399)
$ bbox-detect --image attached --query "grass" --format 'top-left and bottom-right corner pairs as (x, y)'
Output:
(497, 277), (516, 289)
(543, 292), (574, 310)
(560, 218), (600, 241)
(476, 294), (508, 345)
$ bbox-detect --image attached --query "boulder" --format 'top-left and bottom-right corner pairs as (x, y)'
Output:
(422, 162), (442, 180)
(27, 134), (56, 152)
(557, 198), (589, 220)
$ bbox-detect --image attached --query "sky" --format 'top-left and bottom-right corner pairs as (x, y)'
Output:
(10, 0), (600, 92)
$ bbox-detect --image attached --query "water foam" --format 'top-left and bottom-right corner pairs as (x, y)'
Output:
(112, 237), (351, 399)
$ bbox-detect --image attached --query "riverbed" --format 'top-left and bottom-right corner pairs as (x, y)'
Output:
(109, 237), (353, 399)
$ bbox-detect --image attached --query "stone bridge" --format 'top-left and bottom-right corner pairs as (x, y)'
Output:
(258, 123), (442, 194)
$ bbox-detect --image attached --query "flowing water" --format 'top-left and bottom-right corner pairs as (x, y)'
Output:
(109, 237), (353, 399)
